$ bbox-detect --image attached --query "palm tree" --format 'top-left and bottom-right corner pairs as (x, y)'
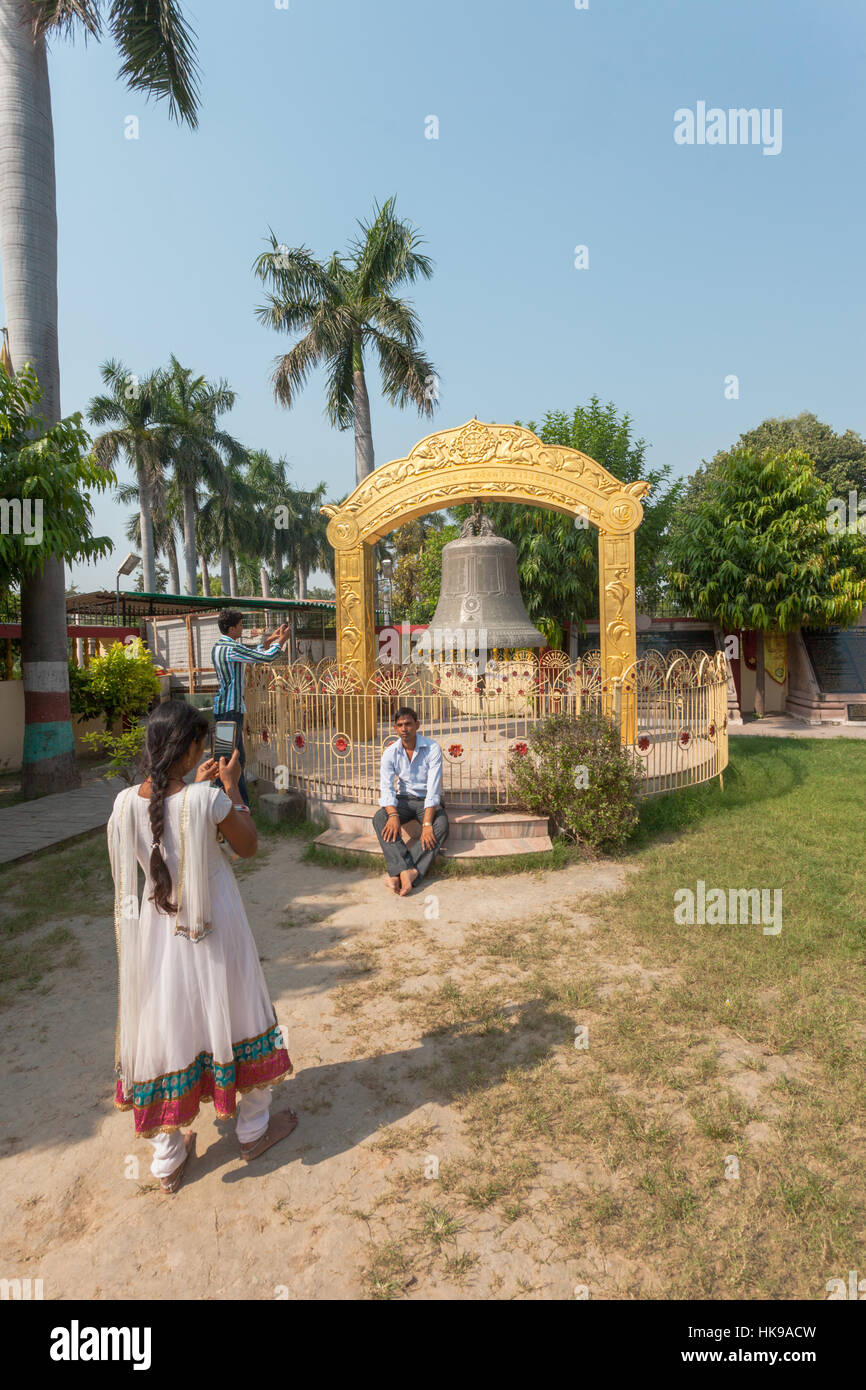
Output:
(287, 484), (331, 599)
(118, 477), (183, 594)
(198, 460), (259, 597)
(0, 1), (199, 795)
(253, 197), (438, 486)
(245, 449), (293, 598)
(159, 356), (244, 594)
(89, 360), (167, 592)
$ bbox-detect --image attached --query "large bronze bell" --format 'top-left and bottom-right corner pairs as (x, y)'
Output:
(427, 504), (545, 654)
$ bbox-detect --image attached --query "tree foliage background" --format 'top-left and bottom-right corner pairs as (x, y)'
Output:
(667, 446), (866, 633)
(386, 397), (682, 630)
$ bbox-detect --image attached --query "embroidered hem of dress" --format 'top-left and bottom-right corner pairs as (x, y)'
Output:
(114, 1023), (292, 1136)
(115, 1056), (294, 1134)
(115, 1056), (293, 1137)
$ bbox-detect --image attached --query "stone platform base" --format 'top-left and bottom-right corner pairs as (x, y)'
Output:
(314, 800), (553, 859)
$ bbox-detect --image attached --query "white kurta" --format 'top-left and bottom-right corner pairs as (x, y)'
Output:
(112, 785), (292, 1136)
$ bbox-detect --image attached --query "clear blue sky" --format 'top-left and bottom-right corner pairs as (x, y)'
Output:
(5, 0), (864, 592)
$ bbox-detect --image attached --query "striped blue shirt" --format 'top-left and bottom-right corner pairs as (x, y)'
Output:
(211, 635), (283, 715)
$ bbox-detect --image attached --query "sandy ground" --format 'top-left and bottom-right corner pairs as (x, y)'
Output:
(0, 839), (628, 1301)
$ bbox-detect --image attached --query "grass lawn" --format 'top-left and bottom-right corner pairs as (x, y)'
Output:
(334, 738), (865, 1298)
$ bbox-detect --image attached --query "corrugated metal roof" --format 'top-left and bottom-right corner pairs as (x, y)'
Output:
(67, 590), (336, 615)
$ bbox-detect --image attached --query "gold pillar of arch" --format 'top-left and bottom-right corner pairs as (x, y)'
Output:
(323, 419), (649, 693)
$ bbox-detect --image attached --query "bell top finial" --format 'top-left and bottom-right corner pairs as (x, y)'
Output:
(460, 500), (495, 539)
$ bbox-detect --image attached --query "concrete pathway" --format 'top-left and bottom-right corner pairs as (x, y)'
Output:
(0, 779), (123, 865)
(730, 714), (866, 739)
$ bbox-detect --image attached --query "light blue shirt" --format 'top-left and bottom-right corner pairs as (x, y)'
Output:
(379, 735), (442, 809)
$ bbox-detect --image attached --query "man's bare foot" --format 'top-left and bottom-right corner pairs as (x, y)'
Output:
(240, 1107), (299, 1162)
(399, 868), (419, 896)
(384, 874), (401, 894)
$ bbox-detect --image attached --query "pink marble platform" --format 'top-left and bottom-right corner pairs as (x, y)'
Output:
(314, 800), (553, 858)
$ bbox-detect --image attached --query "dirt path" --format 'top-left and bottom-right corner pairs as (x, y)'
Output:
(0, 841), (628, 1300)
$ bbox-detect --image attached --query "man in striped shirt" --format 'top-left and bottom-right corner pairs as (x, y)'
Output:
(212, 609), (290, 805)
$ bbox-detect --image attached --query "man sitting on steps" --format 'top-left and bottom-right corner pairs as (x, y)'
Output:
(373, 706), (449, 896)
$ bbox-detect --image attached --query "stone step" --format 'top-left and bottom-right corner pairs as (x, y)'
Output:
(313, 828), (554, 859)
(319, 800), (549, 842)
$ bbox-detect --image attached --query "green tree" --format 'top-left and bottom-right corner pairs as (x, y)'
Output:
(88, 359), (165, 592)
(253, 197), (438, 486)
(198, 460), (259, 597)
(739, 414), (866, 497)
(120, 475), (183, 593)
(0, 0), (199, 794)
(451, 397), (682, 632)
(683, 414), (866, 520)
(159, 356), (245, 596)
(133, 562), (169, 594)
(668, 446), (866, 714)
(390, 518), (456, 623)
(388, 513), (450, 622)
(0, 362), (114, 593)
(244, 449), (292, 599)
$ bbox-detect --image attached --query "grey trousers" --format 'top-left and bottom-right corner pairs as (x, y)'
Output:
(373, 797), (449, 880)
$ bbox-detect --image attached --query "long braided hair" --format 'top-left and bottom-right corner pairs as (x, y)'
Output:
(143, 701), (209, 915)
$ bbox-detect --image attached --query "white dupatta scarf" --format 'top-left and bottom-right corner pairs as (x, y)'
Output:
(108, 781), (217, 1099)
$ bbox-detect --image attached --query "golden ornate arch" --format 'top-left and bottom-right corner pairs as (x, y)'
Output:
(322, 418), (649, 685)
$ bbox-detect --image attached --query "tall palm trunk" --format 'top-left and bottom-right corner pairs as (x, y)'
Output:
(0, 7), (78, 794)
(138, 468), (155, 592)
(181, 484), (197, 594)
(200, 553), (210, 596)
(352, 340), (374, 483)
(260, 566), (271, 598)
(220, 545), (231, 597)
(296, 565), (307, 601)
(229, 555), (238, 597)
(166, 536), (181, 595)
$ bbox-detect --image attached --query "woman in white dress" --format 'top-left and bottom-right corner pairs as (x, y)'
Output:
(108, 699), (297, 1193)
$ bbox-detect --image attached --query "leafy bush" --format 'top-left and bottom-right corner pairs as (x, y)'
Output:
(68, 638), (160, 729)
(508, 711), (640, 854)
(81, 725), (146, 784)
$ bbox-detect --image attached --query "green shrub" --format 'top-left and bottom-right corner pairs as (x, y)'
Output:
(81, 725), (146, 784)
(508, 711), (640, 854)
(68, 638), (160, 729)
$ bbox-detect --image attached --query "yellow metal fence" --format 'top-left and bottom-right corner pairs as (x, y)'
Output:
(244, 650), (729, 807)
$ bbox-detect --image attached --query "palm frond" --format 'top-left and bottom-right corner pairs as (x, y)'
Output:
(108, 0), (200, 127)
(371, 332), (437, 417)
(252, 235), (338, 302)
(324, 341), (355, 432)
(270, 332), (327, 410)
(352, 197), (434, 297)
(30, 0), (101, 40)
(368, 293), (421, 346)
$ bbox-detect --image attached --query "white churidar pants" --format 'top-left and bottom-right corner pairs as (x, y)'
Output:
(146, 1087), (272, 1177)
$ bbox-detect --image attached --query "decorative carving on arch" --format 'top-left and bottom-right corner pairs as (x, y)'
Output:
(322, 419), (649, 693)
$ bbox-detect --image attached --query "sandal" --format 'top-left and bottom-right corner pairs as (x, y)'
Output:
(240, 1108), (299, 1163)
(160, 1130), (196, 1193)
